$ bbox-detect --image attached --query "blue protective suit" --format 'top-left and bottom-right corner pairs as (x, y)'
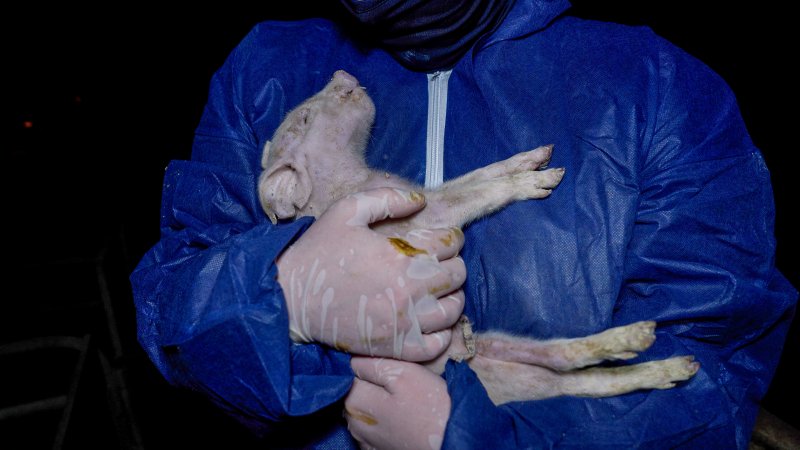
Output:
(131, 1), (798, 448)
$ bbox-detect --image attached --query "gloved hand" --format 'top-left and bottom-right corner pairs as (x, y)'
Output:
(277, 187), (466, 361)
(345, 356), (450, 450)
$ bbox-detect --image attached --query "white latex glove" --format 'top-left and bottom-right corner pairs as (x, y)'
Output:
(345, 357), (450, 450)
(277, 187), (466, 361)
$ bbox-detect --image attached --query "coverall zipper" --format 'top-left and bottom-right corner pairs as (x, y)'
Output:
(425, 70), (452, 189)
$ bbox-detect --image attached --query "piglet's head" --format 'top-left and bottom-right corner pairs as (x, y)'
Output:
(258, 70), (376, 223)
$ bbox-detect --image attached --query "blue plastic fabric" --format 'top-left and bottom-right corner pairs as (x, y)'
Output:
(130, 1), (798, 448)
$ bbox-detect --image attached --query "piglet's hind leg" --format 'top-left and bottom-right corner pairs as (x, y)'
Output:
(475, 321), (657, 371)
(470, 354), (700, 405)
(558, 356), (700, 398)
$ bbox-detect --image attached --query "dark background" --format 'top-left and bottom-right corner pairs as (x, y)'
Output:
(3, 2), (797, 448)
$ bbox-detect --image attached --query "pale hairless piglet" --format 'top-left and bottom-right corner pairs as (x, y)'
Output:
(258, 70), (698, 405)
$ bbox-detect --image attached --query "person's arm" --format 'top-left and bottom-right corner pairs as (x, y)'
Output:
(131, 156), (341, 435)
(130, 23), (464, 440)
(438, 33), (797, 449)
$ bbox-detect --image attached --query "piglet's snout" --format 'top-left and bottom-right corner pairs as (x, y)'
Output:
(332, 70), (359, 87)
(330, 70), (367, 101)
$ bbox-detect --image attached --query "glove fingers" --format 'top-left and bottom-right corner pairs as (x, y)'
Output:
(345, 376), (388, 440)
(330, 188), (426, 226)
(425, 256), (466, 296)
(402, 255), (466, 300)
(400, 328), (453, 362)
(416, 289), (465, 333)
(351, 356), (411, 387)
(399, 227), (464, 261)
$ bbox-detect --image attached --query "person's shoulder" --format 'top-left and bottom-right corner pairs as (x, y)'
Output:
(249, 17), (340, 34)
(219, 17), (353, 75)
(244, 18), (347, 47)
(546, 15), (668, 60)
(547, 15), (719, 78)
(540, 15), (728, 96)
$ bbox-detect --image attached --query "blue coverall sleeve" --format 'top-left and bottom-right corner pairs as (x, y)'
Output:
(129, 26), (353, 436)
(442, 33), (797, 450)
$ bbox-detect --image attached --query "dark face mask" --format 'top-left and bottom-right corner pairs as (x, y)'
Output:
(338, 0), (515, 72)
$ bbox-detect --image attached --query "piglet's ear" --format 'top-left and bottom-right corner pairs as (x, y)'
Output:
(257, 156), (312, 224)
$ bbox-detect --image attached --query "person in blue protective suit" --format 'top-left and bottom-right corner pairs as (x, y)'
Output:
(130, 0), (798, 448)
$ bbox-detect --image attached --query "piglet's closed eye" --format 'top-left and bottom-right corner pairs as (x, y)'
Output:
(258, 141), (312, 224)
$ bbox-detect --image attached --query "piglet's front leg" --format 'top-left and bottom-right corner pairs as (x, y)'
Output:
(424, 167), (566, 229)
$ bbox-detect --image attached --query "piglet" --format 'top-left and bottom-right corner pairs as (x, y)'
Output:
(258, 70), (698, 405)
